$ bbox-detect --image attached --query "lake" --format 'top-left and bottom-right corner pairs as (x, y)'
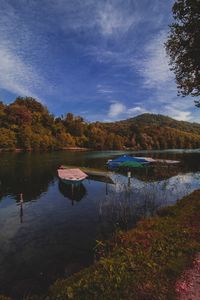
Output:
(0, 150), (200, 298)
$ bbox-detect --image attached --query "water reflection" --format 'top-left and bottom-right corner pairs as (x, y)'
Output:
(99, 172), (200, 232)
(19, 193), (24, 224)
(0, 150), (200, 298)
(58, 181), (87, 203)
(117, 164), (181, 182)
(0, 153), (55, 202)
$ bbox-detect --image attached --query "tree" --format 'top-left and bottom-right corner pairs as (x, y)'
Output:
(5, 104), (32, 125)
(14, 97), (45, 113)
(65, 112), (74, 122)
(166, 0), (200, 107)
(0, 128), (16, 149)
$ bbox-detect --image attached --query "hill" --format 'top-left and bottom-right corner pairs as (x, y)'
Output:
(0, 97), (199, 151)
(102, 113), (200, 150)
(121, 113), (200, 135)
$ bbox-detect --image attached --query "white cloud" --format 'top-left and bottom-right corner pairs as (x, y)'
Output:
(108, 102), (126, 117)
(127, 106), (147, 115)
(107, 101), (147, 120)
(107, 101), (193, 122)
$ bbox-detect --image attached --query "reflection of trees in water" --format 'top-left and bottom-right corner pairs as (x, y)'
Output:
(118, 164), (181, 182)
(149, 152), (200, 173)
(99, 182), (161, 234)
(58, 181), (87, 203)
(0, 153), (55, 202)
(98, 172), (196, 234)
(116, 155), (200, 183)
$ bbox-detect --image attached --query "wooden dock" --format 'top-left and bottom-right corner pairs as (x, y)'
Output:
(154, 159), (180, 164)
(60, 166), (114, 184)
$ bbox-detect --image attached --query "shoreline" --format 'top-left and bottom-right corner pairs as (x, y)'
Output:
(45, 189), (200, 300)
(0, 147), (91, 153)
(0, 147), (200, 153)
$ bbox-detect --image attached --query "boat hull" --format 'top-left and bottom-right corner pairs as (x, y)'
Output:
(60, 178), (85, 185)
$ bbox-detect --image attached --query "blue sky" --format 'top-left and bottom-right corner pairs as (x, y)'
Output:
(0, 0), (199, 122)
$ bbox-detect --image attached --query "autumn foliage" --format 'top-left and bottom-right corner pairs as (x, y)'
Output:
(0, 97), (200, 151)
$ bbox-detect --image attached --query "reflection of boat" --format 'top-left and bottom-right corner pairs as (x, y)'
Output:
(58, 181), (87, 202)
(57, 168), (88, 184)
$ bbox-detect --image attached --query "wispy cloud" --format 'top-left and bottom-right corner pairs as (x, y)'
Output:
(163, 106), (192, 121)
(127, 106), (147, 115)
(135, 30), (172, 88)
(97, 1), (137, 37)
(0, 0), (198, 122)
(133, 30), (195, 122)
(0, 0), (51, 100)
(51, 0), (140, 38)
(0, 46), (44, 98)
(97, 84), (113, 95)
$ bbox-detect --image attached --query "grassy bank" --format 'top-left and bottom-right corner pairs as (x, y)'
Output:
(1, 190), (200, 300)
(48, 190), (200, 300)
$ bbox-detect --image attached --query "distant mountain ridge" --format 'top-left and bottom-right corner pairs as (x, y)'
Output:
(0, 98), (199, 151)
(120, 113), (200, 135)
(103, 113), (200, 134)
(102, 113), (200, 150)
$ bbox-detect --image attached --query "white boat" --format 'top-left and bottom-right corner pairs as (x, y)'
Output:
(57, 168), (88, 184)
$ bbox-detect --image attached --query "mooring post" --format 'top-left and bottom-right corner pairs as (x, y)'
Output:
(20, 193), (23, 203)
(127, 171), (131, 186)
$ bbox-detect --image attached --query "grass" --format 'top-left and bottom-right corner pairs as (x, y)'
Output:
(47, 190), (200, 300)
(1, 190), (200, 300)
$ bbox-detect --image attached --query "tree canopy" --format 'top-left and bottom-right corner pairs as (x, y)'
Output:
(166, 0), (200, 107)
(0, 98), (200, 151)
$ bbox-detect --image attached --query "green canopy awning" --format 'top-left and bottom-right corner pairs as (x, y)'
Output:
(119, 161), (144, 168)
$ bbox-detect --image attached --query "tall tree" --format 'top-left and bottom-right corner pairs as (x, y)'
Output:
(166, 0), (200, 107)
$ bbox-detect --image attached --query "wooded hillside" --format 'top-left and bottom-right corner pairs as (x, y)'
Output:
(0, 97), (199, 151)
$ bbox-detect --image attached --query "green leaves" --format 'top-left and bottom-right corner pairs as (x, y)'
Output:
(166, 0), (200, 104)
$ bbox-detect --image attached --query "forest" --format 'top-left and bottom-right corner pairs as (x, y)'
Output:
(0, 97), (200, 151)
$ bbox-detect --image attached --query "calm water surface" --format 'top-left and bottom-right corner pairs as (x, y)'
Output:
(0, 150), (200, 298)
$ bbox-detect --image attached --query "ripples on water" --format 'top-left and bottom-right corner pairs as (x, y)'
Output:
(0, 150), (199, 298)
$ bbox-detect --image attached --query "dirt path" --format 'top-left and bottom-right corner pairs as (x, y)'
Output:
(176, 254), (200, 300)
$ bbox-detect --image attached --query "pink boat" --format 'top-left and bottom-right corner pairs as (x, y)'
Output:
(57, 168), (88, 184)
